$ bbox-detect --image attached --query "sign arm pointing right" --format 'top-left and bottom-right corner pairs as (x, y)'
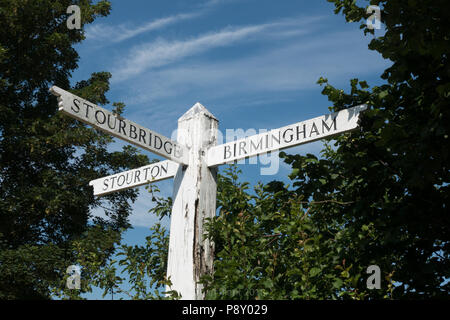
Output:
(206, 104), (367, 167)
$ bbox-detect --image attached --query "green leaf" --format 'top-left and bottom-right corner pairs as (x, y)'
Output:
(309, 267), (321, 277)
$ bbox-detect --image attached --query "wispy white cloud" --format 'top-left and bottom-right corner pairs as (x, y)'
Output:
(85, 12), (201, 43)
(112, 25), (265, 81)
(118, 29), (389, 109)
(84, 0), (245, 45)
(111, 16), (324, 82)
(202, 0), (246, 7)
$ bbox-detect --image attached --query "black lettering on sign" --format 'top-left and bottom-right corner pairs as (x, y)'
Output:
(297, 124), (306, 140)
(161, 163), (168, 175)
(148, 133), (153, 147)
(139, 128), (147, 144)
(154, 136), (162, 150)
(84, 102), (93, 118)
(250, 137), (263, 153)
(118, 119), (126, 135)
(72, 99), (81, 113)
(126, 172), (133, 184)
(107, 114), (117, 130)
(163, 141), (173, 154)
(239, 141), (247, 156)
(283, 128), (294, 143)
(134, 170), (141, 183)
(309, 122), (319, 137)
(322, 117), (337, 133)
(95, 110), (106, 124)
(103, 178), (109, 191)
(143, 167), (151, 181)
(129, 124), (137, 139)
(117, 174), (125, 187)
(151, 166), (160, 179)
(110, 176), (117, 188)
(271, 132), (280, 147)
(224, 145), (231, 160)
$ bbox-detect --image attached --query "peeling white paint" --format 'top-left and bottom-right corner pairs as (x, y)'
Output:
(166, 103), (218, 300)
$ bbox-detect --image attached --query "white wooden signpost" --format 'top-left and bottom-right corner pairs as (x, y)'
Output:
(50, 85), (366, 300)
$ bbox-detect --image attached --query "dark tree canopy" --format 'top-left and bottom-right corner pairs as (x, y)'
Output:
(0, 0), (148, 299)
(279, 0), (449, 298)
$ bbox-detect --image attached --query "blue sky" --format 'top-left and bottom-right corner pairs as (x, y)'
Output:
(72, 0), (389, 299)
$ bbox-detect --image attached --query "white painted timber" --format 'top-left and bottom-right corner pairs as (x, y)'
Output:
(89, 160), (178, 196)
(49, 86), (189, 165)
(206, 104), (367, 167)
(166, 103), (218, 300)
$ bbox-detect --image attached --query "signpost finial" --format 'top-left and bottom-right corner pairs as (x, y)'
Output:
(178, 102), (217, 122)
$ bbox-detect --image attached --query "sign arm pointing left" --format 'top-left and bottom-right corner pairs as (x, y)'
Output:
(50, 86), (189, 165)
(89, 160), (179, 196)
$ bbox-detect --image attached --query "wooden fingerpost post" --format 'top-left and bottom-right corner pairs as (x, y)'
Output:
(166, 102), (218, 300)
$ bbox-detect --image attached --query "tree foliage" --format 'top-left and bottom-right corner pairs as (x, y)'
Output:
(0, 0), (148, 299)
(87, 185), (178, 300)
(277, 0), (449, 298)
(200, 166), (390, 299)
(91, 222), (174, 300)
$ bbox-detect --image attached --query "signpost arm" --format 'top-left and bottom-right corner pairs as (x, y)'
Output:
(50, 86), (189, 165)
(166, 103), (218, 300)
